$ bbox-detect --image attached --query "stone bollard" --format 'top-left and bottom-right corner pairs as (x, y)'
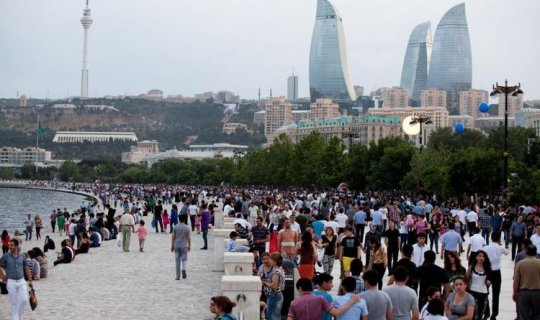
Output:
(224, 252), (254, 275)
(214, 209), (223, 229)
(222, 275), (261, 320)
(223, 217), (235, 225)
(223, 222), (235, 229)
(213, 229), (234, 271)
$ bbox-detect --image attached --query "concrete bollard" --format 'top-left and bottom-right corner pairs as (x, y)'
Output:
(222, 275), (262, 320)
(223, 217), (235, 224)
(223, 222), (235, 229)
(224, 252), (254, 276)
(214, 209), (223, 229)
(213, 229), (234, 271)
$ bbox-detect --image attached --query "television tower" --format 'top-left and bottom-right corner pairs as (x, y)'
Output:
(80, 0), (93, 98)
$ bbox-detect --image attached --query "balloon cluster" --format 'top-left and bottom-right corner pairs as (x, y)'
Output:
(454, 102), (489, 135)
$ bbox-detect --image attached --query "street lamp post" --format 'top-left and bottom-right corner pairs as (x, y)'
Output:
(409, 116), (433, 152)
(490, 80), (523, 193)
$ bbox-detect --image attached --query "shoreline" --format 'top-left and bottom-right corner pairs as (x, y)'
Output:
(0, 181), (98, 205)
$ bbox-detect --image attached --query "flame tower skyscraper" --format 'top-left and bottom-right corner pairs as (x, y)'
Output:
(80, 0), (93, 98)
(309, 0), (356, 102)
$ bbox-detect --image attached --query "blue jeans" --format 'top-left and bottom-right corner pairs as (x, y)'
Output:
(266, 292), (283, 320)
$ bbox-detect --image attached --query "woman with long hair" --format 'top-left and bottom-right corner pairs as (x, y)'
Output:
(444, 251), (467, 285)
(32, 247), (48, 279)
(258, 252), (285, 320)
(296, 231), (317, 280)
(319, 226), (337, 274)
(368, 237), (387, 289)
(466, 250), (492, 320)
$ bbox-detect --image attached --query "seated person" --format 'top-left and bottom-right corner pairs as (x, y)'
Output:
(43, 235), (56, 253)
(89, 228), (102, 247)
(54, 239), (75, 266)
(26, 250), (40, 280)
(75, 232), (91, 255)
(226, 231), (249, 252)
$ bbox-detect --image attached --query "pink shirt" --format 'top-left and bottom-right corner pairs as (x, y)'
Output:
(135, 226), (147, 240)
(288, 292), (333, 320)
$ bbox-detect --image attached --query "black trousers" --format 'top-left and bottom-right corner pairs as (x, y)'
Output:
(511, 236), (524, 260)
(490, 270), (502, 319)
(387, 247), (399, 273)
(190, 215), (196, 231)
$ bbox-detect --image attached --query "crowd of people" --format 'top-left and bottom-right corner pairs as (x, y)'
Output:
(2, 181), (540, 320)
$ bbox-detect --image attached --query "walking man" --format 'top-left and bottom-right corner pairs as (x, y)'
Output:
(483, 231), (508, 320)
(154, 200), (164, 233)
(0, 239), (33, 320)
(24, 214), (34, 241)
(200, 204), (211, 250)
(171, 214), (191, 280)
(50, 209), (57, 233)
(513, 245), (540, 320)
(119, 211), (135, 252)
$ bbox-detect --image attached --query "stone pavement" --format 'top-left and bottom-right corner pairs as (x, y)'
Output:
(0, 222), (221, 320)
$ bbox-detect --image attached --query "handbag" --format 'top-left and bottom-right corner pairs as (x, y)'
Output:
(29, 287), (38, 310)
(0, 282), (7, 295)
(151, 219), (157, 229)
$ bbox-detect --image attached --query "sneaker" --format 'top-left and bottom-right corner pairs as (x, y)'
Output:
(182, 270), (187, 279)
(200, 247), (208, 250)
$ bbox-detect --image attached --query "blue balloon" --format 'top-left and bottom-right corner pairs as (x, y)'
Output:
(478, 102), (489, 113)
(454, 123), (465, 134)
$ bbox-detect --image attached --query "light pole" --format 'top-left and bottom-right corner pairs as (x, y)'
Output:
(490, 80), (523, 192)
(409, 116), (432, 152)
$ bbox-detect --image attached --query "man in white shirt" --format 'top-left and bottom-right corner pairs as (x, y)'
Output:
(483, 231), (508, 320)
(531, 224), (540, 255)
(412, 233), (428, 266)
(336, 208), (349, 234)
(467, 227), (486, 265)
(324, 218), (340, 236)
(289, 214), (301, 234)
(188, 202), (198, 231)
(466, 210), (479, 237)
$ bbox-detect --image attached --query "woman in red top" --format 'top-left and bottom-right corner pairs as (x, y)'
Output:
(296, 231), (317, 280)
(1, 230), (10, 255)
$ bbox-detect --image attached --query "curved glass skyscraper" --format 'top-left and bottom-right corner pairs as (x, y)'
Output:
(400, 21), (432, 103)
(427, 3), (472, 115)
(309, 0), (356, 102)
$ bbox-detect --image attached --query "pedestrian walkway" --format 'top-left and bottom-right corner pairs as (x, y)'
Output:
(0, 226), (221, 319)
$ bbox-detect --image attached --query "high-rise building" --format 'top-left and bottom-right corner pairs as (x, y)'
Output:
(459, 89), (488, 118)
(499, 94), (524, 118)
(309, 0), (356, 102)
(400, 21), (432, 101)
(264, 97), (292, 138)
(80, 0), (93, 98)
(19, 95), (28, 107)
(421, 88), (447, 108)
(427, 3), (472, 115)
(287, 73), (299, 101)
(309, 98), (340, 120)
(379, 87), (408, 109)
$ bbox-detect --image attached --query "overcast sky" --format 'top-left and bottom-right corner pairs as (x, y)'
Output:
(1, 0), (539, 101)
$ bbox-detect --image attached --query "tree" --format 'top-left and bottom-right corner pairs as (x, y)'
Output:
(366, 138), (417, 190)
(427, 127), (487, 151)
(345, 142), (369, 190)
(402, 149), (450, 197)
(485, 126), (536, 163)
(446, 148), (501, 196)
(58, 160), (82, 182)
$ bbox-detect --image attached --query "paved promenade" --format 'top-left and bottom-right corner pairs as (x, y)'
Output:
(0, 221), (221, 319)
(1, 212), (520, 320)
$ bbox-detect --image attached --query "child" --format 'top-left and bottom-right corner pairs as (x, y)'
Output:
(194, 213), (201, 234)
(162, 209), (169, 232)
(134, 220), (148, 252)
(226, 231), (249, 252)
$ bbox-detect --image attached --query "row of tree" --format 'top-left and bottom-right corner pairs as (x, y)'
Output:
(3, 126), (539, 204)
